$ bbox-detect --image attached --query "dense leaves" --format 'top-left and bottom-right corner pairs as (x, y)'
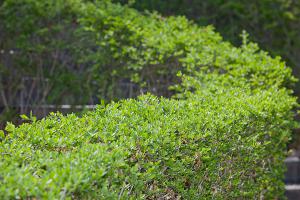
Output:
(116, 0), (300, 93)
(0, 1), (298, 198)
(0, 0), (296, 118)
(1, 88), (297, 199)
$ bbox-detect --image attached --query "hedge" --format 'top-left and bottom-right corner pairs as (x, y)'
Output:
(0, 1), (298, 198)
(1, 86), (297, 199)
(115, 0), (300, 93)
(0, 0), (296, 107)
(79, 1), (296, 93)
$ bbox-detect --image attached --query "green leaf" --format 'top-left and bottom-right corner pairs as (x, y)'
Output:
(20, 114), (29, 120)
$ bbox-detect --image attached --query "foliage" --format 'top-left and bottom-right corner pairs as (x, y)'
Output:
(0, 1), (298, 198)
(0, 0), (95, 105)
(115, 0), (300, 92)
(0, 0), (296, 108)
(77, 0), (297, 97)
(1, 86), (297, 199)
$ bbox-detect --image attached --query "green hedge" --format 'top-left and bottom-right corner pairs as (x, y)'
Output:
(1, 87), (297, 199)
(79, 1), (296, 93)
(0, 0), (296, 106)
(0, 2), (298, 198)
(115, 0), (300, 92)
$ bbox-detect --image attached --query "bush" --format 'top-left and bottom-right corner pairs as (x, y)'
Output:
(1, 86), (297, 199)
(0, 2), (298, 198)
(0, 0), (296, 107)
(115, 0), (300, 93)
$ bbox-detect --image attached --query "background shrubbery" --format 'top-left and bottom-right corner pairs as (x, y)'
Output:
(0, 0), (298, 199)
(116, 0), (300, 92)
(1, 0), (298, 125)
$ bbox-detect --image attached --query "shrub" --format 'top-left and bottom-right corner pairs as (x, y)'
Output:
(1, 85), (297, 199)
(0, 1), (295, 199)
(79, 1), (296, 94)
(0, 0), (296, 107)
(115, 0), (300, 93)
(0, 2), (298, 198)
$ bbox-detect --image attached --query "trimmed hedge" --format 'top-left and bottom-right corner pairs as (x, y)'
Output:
(79, 1), (296, 93)
(0, 0), (296, 104)
(0, 1), (298, 199)
(115, 0), (300, 93)
(1, 86), (297, 199)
